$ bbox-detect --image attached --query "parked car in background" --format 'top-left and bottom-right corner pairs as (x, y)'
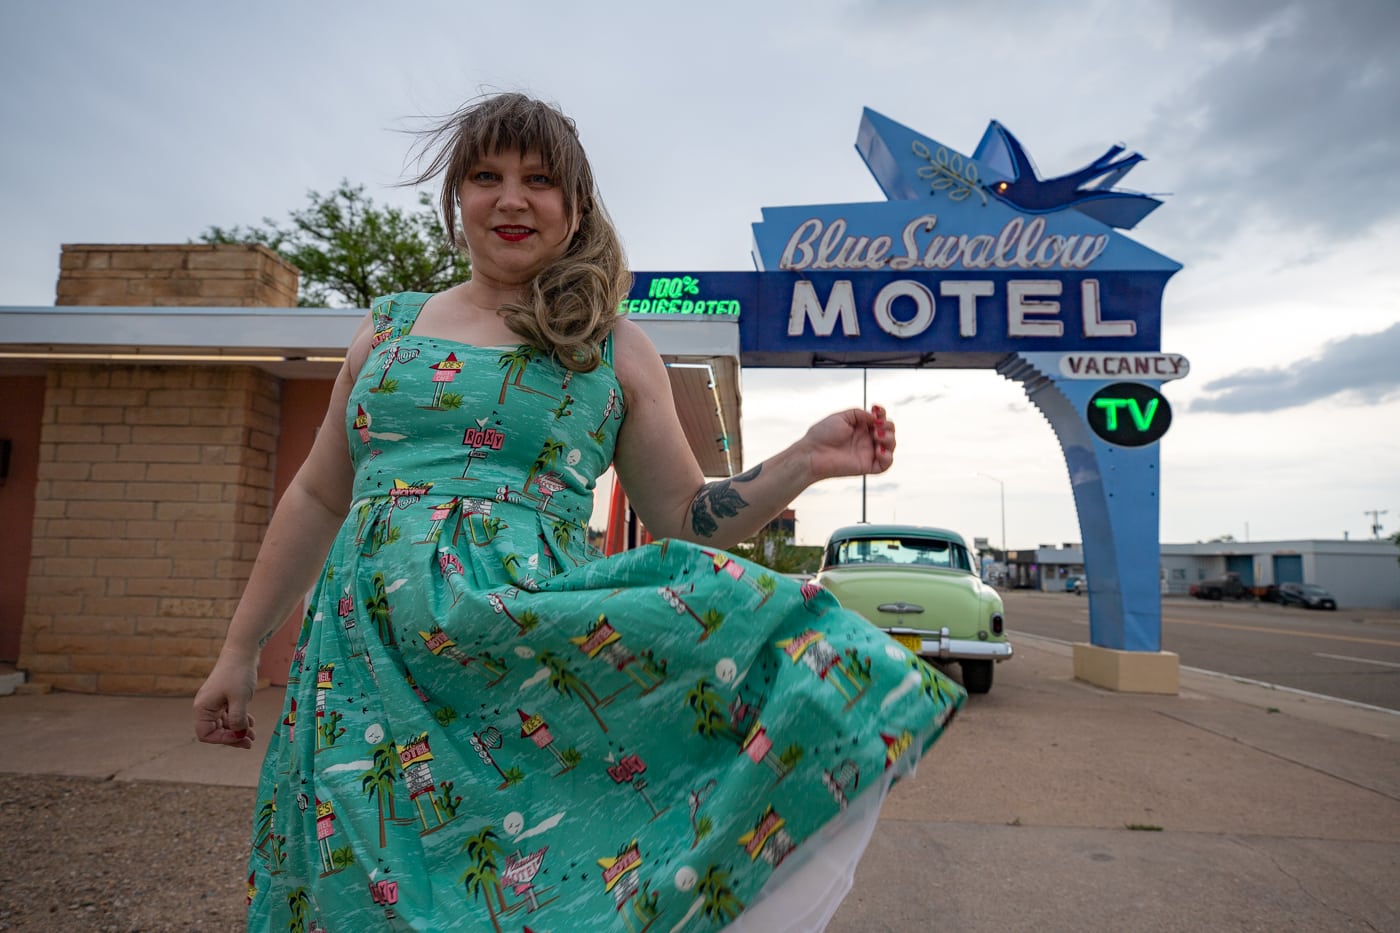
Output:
(1276, 582), (1338, 610)
(1072, 576), (1087, 595)
(1189, 572), (1253, 601)
(813, 524), (1013, 694)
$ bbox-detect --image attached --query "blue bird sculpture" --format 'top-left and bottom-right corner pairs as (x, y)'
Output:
(973, 120), (1162, 229)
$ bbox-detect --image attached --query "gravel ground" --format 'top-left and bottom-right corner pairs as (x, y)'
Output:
(0, 774), (253, 932)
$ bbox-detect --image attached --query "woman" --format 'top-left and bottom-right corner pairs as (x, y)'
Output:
(194, 92), (963, 932)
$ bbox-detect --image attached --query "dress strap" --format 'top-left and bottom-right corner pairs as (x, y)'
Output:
(369, 292), (432, 342)
(602, 329), (615, 366)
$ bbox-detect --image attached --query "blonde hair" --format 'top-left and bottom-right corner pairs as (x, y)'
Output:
(409, 92), (632, 372)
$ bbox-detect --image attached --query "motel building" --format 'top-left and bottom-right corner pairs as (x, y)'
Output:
(0, 244), (741, 695)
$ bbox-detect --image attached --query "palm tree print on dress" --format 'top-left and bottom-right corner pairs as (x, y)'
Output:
(570, 614), (667, 695)
(695, 864), (745, 925)
(285, 886), (313, 933)
(548, 517), (587, 567)
(253, 798), (277, 857)
(536, 650), (625, 734)
(523, 438), (566, 508)
(685, 679), (744, 746)
(364, 573), (396, 648)
(418, 624), (508, 686)
(496, 346), (558, 404)
(360, 740), (411, 848)
(459, 826), (511, 932)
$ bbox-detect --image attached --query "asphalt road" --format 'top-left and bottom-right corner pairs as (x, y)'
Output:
(999, 590), (1400, 713)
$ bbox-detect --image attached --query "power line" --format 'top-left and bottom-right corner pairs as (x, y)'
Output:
(1364, 509), (1388, 539)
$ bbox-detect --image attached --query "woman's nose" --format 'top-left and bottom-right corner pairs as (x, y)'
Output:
(496, 178), (528, 210)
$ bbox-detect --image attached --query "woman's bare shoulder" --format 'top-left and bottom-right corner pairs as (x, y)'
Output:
(610, 318), (663, 381)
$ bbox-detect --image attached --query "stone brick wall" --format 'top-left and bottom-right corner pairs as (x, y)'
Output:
(14, 242), (299, 695)
(55, 243), (298, 307)
(19, 365), (280, 694)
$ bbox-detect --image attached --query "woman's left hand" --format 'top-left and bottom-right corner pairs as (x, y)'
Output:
(800, 405), (895, 480)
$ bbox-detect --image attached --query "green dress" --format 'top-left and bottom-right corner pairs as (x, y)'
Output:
(247, 292), (964, 932)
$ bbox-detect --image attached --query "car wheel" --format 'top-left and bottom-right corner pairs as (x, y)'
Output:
(961, 659), (994, 694)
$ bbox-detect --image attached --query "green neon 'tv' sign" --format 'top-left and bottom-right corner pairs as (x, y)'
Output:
(1093, 396), (1159, 431)
(1086, 382), (1172, 447)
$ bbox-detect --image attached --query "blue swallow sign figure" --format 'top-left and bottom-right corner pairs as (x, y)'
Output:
(725, 108), (1180, 364)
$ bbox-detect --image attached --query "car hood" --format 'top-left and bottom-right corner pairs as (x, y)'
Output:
(815, 566), (994, 627)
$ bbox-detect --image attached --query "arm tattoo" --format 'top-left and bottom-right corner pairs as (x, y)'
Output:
(689, 464), (761, 537)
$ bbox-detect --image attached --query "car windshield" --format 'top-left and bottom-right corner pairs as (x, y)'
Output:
(829, 536), (972, 572)
(1297, 584), (1330, 595)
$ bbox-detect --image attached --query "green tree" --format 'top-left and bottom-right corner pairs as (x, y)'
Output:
(730, 532), (821, 574)
(200, 180), (471, 307)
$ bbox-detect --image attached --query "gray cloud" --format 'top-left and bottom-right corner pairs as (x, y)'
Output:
(1192, 322), (1400, 413)
(888, 391), (945, 407)
(1144, 0), (1400, 245)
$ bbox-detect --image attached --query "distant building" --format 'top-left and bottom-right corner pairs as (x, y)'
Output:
(1002, 539), (1400, 609)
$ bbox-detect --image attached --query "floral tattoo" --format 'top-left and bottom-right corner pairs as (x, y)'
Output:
(689, 465), (761, 537)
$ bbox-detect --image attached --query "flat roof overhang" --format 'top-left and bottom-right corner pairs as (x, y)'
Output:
(0, 305), (743, 477)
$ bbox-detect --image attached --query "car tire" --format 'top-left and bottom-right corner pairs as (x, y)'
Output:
(961, 659), (994, 694)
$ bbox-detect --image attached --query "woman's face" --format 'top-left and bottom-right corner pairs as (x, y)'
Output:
(457, 149), (579, 290)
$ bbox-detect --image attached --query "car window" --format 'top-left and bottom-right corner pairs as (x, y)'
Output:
(830, 537), (971, 572)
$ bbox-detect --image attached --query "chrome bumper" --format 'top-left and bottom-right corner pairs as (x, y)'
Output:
(884, 626), (1013, 661)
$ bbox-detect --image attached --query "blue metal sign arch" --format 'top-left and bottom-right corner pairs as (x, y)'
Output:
(626, 109), (1185, 690)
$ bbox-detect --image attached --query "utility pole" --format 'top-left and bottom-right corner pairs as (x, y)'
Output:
(860, 369), (868, 523)
(1365, 509), (1387, 539)
(977, 473), (1006, 558)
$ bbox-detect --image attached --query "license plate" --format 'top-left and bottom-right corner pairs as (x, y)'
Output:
(891, 633), (922, 653)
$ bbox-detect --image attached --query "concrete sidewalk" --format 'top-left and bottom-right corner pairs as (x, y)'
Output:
(2, 635), (1397, 931)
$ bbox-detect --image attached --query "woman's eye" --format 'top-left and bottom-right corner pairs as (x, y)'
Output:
(526, 173), (554, 186)
(471, 171), (499, 183)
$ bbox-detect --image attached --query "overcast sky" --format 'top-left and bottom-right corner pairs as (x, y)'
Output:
(3, 0), (1397, 548)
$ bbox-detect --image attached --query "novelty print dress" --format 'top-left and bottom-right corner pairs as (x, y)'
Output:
(246, 292), (965, 932)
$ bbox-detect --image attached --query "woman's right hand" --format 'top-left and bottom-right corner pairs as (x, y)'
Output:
(193, 652), (259, 749)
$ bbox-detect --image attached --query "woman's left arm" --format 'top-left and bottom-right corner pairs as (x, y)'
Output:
(610, 320), (894, 548)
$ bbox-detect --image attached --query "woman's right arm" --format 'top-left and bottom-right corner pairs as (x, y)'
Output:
(192, 314), (374, 747)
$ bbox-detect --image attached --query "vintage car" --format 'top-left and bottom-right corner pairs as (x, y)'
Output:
(813, 523), (1012, 693)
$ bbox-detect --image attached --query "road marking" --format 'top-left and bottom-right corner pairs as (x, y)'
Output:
(1163, 616), (1400, 649)
(1314, 652), (1400, 670)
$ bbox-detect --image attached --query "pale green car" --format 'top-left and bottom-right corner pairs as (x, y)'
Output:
(813, 524), (1012, 694)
